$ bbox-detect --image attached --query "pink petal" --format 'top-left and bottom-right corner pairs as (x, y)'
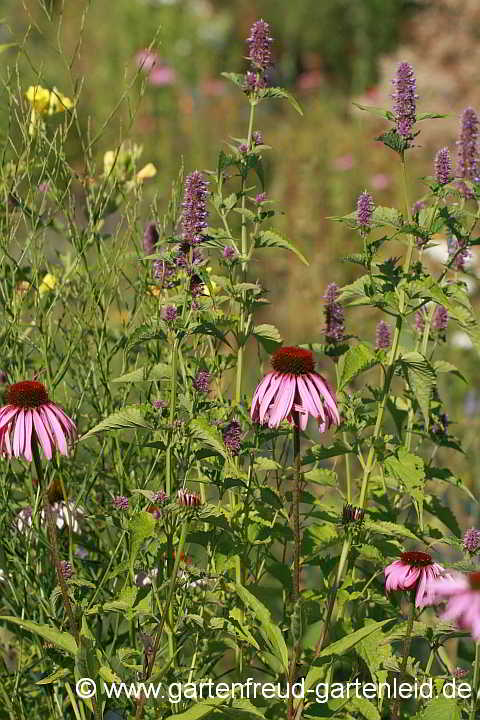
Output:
(40, 406), (68, 455)
(269, 375), (296, 428)
(299, 375), (326, 423)
(33, 409), (54, 460)
(23, 410), (33, 462)
(308, 374), (340, 424)
(0, 406), (19, 430)
(12, 409), (25, 458)
(46, 403), (76, 438)
(259, 374), (283, 425)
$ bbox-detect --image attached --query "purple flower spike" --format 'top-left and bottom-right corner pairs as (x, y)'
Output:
(392, 61), (418, 137)
(182, 171), (209, 246)
(433, 305), (448, 331)
(448, 235), (471, 271)
(435, 147), (452, 185)
(356, 191), (374, 228)
(193, 370), (211, 393)
(375, 320), (392, 349)
(60, 561), (73, 579)
(222, 420), (243, 456)
(457, 107), (479, 197)
(163, 305), (177, 323)
(112, 495), (129, 510)
(223, 246), (236, 260)
(247, 19), (273, 71)
(324, 283), (345, 343)
(464, 528), (480, 553)
(252, 130), (264, 145)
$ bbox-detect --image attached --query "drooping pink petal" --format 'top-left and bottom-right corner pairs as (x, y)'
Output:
(12, 409), (25, 458)
(32, 409), (53, 460)
(23, 410), (33, 462)
(47, 403), (77, 438)
(40, 405), (68, 456)
(308, 373), (340, 424)
(259, 373), (284, 425)
(269, 375), (296, 428)
(299, 375), (326, 423)
(0, 406), (19, 430)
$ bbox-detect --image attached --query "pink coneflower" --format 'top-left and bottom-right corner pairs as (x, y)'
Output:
(0, 381), (76, 461)
(250, 346), (340, 431)
(433, 572), (480, 641)
(385, 551), (446, 608)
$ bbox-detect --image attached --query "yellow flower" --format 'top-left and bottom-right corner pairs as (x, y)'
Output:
(47, 88), (73, 115)
(136, 163), (157, 182)
(39, 273), (57, 296)
(147, 285), (162, 298)
(25, 86), (50, 114)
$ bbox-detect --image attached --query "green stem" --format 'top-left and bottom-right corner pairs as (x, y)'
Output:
(31, 434), (78, 641)
(335, 364), (351, 502)
(288, 421), (303, 720)
(136, 520), (189, 720)
(318, 536), (351, 652)
(234, 100), (255, 405)
(165, 337), (179, 497)
(392, 592), (416, 720)
(470, 642), (480, 720)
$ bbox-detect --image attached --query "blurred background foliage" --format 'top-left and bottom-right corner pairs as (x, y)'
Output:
(1, 0), (480, 505)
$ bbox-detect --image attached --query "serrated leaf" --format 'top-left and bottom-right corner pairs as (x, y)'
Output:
(259, 86), (303, 115)
(401, 351), (436, 428)
(221, 72), (245, 88)
(415, 696), (461, 720)
(190, 417), (229, 460)
(252, 323), (282, 352)
(253, 456), (282, 471)
(385, 449), (425, 530)
(35, 667), (71, 684)
(349, 696), (380, 720)
(304, 468), (338, 487)
(233, 583), (288, 672)
(0, 617), (77, 655)
(339, 343), (377, 389)
(365, 520), (420, 542)
(164, 697), (227, 720)
(126, 323), (165, 353)
(128, 511), (157, 577)
(309, 442), (352, 461)
(372, 206), (402, 227)
(433, 361), (467, 383)
(375, 129), (409, 154)
(80, 406), (152, 441)
(255, 230), (309, 266)
(111, 363), (171, 383)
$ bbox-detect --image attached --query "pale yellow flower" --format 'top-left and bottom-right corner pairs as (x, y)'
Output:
(48, 88), (73, 115)
(39, 273), (58, 297)
(136, 163), (157, 182)
(25, 86), (50, 114)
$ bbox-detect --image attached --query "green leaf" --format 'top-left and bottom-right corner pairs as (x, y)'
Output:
(126, 323), (165, 353)
(308, 442), (352, 461)
(416, 112), (448, 121)
(401, 351), (436, 428)
(111, 363), (171, 383)
(0, 617), (77, 655)
(415, 696), (461, 720)
(352, 102), (395, 120)
(339, 343), (377, 389)
(221, 72), (245, 89)
(365, 519), (420, 541)
(375, 129), (409, 154)
(80, 406), (152, 441)
(233, 584), (289, 672)
(258, 86), (303, 115)
(433, 361), (467, 383)
(35, 667), (71, 684)
(317, 619), (392, 658)
(0, 43), (17, 54)
(385, 448), (425, 530)
(128, 511), (157, 578)
(190, 418), (229, 460)
(255, 230), (309, 266)
(252, 324), (283, 353)
(253, 456), (282, 471)
(304, 468), (338, 487)
(372, 206), (402, 227)
(337, 275), (370, 305)
(349, 696), (381, 720)
(164, 696), (228, 719)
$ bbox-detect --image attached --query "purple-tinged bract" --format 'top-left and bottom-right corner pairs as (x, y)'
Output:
(392, 61), (418, 137)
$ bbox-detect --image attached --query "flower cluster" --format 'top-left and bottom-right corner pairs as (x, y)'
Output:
(247, 19), (273, 72)
(434, 147), (452, 185)
(193, 370), (211, 393)
(222, 420), (243, 456)
(324, 283), (345, 344)
(391, 62), (418, 137)
(375, 320), (392, 349)
(457, 107), (479, 196)
(356, 191), (374, 229)
(177, 489), (202, 508)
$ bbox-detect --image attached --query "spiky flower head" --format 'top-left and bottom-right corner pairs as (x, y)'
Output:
(60, 561), (73, 579)
(0, 381), (76, 461)
(457, 107), (479, 193)
(392, 61), (418, 137)
(375, 320), (392, 349)
(435, 147), (452, 185)
(192, 370), (211, 393)
(245, 71), (267, 92)
(177, 489), (202, 508)
(182, 171), (209, 246)
(152, 490), (168, 504)
(222, 420), (243, 456)
(255, 192), (267, 204)
(143, 221), (158, 255)
(342, 503), (365, 526)
(356, 191), (374, 228)
(223, 246), (236, 260)
(251, 346), (340, 431)
(464, 528), (480, 553)
(163, 305), (177, 323)
(433, 305), (448, 331)
(324, 283), (345, 343)
(252, 130), (264, 145)
(112, 495), (129, 510)
(247, 19), (273, 72)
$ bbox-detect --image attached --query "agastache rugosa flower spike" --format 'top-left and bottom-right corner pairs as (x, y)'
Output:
(435, 147), (452, 185)
(324, 283), (345, 343)
(356, 191), (374, 229)
(182, 171), (209, 246)
(392, 61), (418, 138)
(222, 420), (243, 456)
(375, 320), (392, 349)
(247, 19), (273, 72)
(464, 528), (480, 553)
(433, 305), (448, 331)
(457, 107), (479, 195)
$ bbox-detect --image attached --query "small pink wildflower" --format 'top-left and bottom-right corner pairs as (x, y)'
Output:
(433, 572), (480, 641)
